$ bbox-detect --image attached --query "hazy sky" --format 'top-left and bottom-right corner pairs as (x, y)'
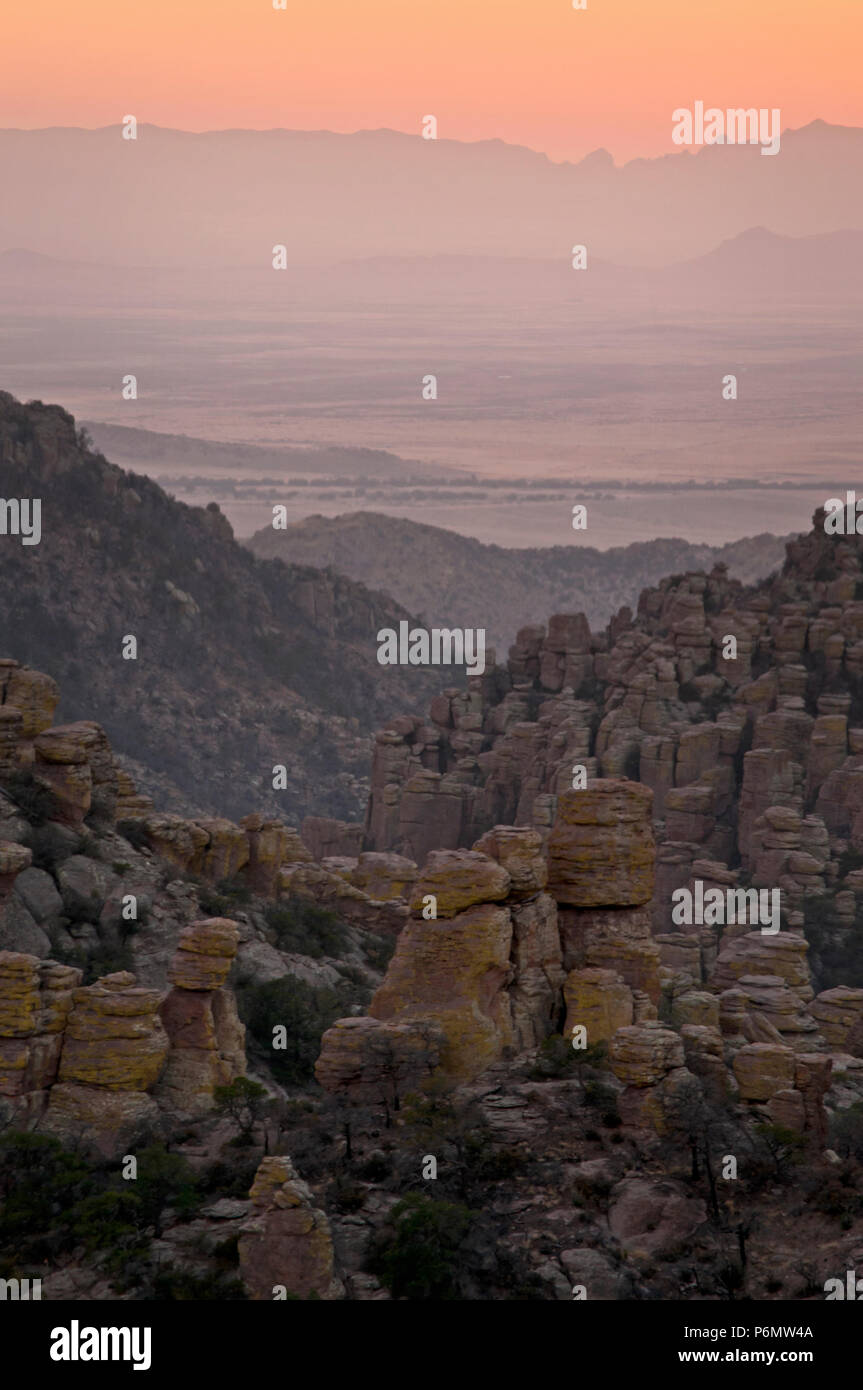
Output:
(4, 0), (861, 163)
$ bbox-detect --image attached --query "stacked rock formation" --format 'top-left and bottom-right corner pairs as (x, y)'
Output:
(43, 971), (169, 1153)
(154, 918), (246, 1118)
(317, 827), (564, 1093)
(0, 921), (248, 1149)
(238, 1156), (342, 1300)
(316, 776), (847, 1147)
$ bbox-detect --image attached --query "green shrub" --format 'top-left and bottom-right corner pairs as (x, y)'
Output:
(362, 933), (396, 973)
(198, 876), (252, 917)
(264, 897), (349, 959)
(150, 1267), (247, 1300)
(0, 1131), (95, 1265)
(237, 974), (361, 1086)
(3, 771), (54, 826)
(368, 1193), (475, 1300)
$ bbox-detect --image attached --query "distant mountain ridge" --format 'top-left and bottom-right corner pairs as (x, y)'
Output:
(82, 420), (445, 481)
(2, 120), (862, 268)
(246, 511), (793, 653)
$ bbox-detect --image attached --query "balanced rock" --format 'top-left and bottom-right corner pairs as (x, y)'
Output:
(155, 988), (245, 1117)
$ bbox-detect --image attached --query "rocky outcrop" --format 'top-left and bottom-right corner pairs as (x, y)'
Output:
(314, 1015), (444, 1103)
(317, 829), (566, 1089)
(563, 967), (633, 1045)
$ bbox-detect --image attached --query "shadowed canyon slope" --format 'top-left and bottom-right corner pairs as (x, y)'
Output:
(0, 394), (441, 823)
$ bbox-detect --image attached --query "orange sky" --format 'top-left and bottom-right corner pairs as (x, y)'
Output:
(3, 0), (861, 163)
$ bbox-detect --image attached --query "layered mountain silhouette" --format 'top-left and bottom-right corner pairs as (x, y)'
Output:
(2, 120), (862, 268)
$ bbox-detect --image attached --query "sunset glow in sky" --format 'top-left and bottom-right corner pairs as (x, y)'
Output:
(4, 0), (862, 162)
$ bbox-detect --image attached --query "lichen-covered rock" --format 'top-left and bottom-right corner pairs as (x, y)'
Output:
(732, 1043), (797, 1101)
(194, 818), (250, 881)
(794, 1052), (832, 1143)
(671, 991), (720, 1030)
(43, 1084), (162, 1155)
(811, 987), (863, 1053)
(586, 936), (662, 1004)
(370, 901), (514, 1082)
(58, 973), (168, 1090)
(1, 663), (60, 738)
(314, 1015), (444, 1101)
(507, 893), (565, 1049)
(408, 849), (510, 918)
(558, 904), (654, 973)
(279, 859), (407, 937)
(238, 1156), (341, 1301)
(472, 826), (548, 897)
(350, 852), (417, 901)
(679, 1024), (728, 1098)
(32, 726), (93, 826)
(710, 932), (812, 1000)
(0, 841), (33, 911)
(155, 987), (245, 1117)
(563, 967), (633, 1045)
(301, 816), (363, 861)
(608, 1023), (684, 1086)
(241, 815), (295, 896)
(0, 951), (42, 1042)
(135, 814), (209, 870)
(167, 918), (239, 991)
(617, 1065), (702, 1134)
(0, 954), (81, 1096)
(547, 781), (654, 907)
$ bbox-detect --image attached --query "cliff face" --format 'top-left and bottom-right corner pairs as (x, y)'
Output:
(0, 393), (439, 825)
